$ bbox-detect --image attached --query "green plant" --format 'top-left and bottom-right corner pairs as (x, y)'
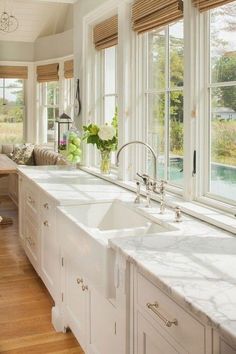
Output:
(83, 111), (118, 152)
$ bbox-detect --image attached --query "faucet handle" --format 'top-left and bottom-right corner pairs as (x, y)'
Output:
(174, 206), (182, 222)
(137, 173), (150, 186)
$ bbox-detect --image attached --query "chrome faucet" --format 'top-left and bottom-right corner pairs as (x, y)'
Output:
(116, 141), (157, 180)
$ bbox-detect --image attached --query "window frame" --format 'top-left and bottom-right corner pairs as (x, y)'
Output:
(137, 22), (184, 195)
(196, 8), (236, 212)
(0, 78), (26, 143)
(38, 81), (59, 146)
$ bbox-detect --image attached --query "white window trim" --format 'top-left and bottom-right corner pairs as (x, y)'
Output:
(36, 55), (74, 146)
(0, 78), (26, 144)
(196, 9), (236, 214)
(82, 0), (132, 178)
(81, 0), (236, 228)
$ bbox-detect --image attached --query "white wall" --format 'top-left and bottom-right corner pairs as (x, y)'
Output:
(0, 41), (34, 62)
(34, 29), (73, 61)
(73, 0), (107, 129)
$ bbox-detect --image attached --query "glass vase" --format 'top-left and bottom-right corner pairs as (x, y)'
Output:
(100, 150), (111, 174)
(66, 128), (82, 166)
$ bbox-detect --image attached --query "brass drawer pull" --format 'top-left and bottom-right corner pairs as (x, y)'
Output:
(77, 278), (83, 284)
(82, 284), (88, 292)
(43, 221), (49, 227)
(146, 302), (178, 328)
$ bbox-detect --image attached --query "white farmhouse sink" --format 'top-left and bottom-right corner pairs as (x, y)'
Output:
(57, 200), (176, 298)
(59, 200), (169, 239)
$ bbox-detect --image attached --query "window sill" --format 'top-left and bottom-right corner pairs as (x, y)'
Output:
(80, 166), (236, 235)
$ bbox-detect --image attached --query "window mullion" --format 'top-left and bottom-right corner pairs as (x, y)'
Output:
(164, 26), (170, 181)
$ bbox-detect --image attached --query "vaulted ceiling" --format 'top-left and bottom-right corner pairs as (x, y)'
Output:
(0, 0), (75, 42)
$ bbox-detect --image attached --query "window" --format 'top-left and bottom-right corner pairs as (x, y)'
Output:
(141, 21), (184, 186)
(40, 81), (59, 145)
(102, 46), (117, 125)
(0, 78), (25, 143)
(205, 2), (236, 202)
(64, 78), (74, 118)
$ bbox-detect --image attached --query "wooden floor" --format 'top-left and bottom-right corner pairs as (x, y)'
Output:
(0, 196), (84, 354)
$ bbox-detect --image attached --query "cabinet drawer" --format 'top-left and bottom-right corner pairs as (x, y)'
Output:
(25, 217), (38, 249)
(40, 195), (56, 225)
(137, 273), (205, 354)
(25, 185), (39, 214)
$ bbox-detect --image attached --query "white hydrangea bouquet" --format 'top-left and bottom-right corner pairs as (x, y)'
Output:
(83, 113), (118, 174)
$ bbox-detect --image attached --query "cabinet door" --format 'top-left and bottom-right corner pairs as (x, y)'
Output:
(89, 286), (118, 354)
(63, 254), (87, 352)
(213, 331), (236, 354)
(24, 217), (39, 273)
(40, 197), (59, 301)
(18, 176), (25, 243)
(137, 312), (187, 354)
(221, 342), (236, 354)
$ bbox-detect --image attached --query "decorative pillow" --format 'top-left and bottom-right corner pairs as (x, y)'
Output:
(8, 144), (35, 165)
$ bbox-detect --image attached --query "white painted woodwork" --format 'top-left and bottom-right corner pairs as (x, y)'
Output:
(213, 331), (236, 354)
(18, 173), (236, 354)
(40, 194), (59, 300)
(137, 312), (187, 354)
(0, 1), (71, 42)
(88, 287), (118, 354)
(135, 272), (205, 354)
(62, 248), (88, 352)
(18, 175), (25, 243)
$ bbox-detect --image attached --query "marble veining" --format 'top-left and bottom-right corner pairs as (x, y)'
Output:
(18, 165), (236, 346)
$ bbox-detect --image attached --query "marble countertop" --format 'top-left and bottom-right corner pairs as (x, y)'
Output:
(18, 165), (236, 346)
(18, 165), (134, 204)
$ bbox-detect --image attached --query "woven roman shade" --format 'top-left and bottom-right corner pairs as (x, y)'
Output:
(132, 0), (184, 34)
(93, 15), (118, 50)
(192, 0), (235, 12)
(37, 63), (59, 83)
(0, 66), (28, 79)
(64, 60), (74, 79)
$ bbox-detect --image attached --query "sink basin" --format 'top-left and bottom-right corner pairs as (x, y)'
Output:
(57, 200), (176, 299)
(59, 200), (169, 238)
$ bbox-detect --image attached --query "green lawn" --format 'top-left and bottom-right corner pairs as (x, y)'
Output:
(0, 122), (24, 144)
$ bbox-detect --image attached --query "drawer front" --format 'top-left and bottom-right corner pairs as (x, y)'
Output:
(24, 217), (39, 273)
(40, 195), (56, 220)
(25, 184), (39, 214)
(137, 273), (205, 354)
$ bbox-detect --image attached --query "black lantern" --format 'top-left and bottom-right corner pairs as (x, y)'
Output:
(56, 113), (72, 152)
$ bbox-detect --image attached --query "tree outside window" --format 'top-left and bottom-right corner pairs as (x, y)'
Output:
(0, 79), (25, 143)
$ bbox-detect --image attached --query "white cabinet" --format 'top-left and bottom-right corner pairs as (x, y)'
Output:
(40, 194), (59, 300)
(18, 174), (60, 302)
(213, 331), (236, 354)
(58, 209), (118, 354)
(137, 312), (187, 354)
(19, 175), (40, 274)
(62, 250), (88, 351)
(134, 271), (206, 354)
(88, 287), (118, 354)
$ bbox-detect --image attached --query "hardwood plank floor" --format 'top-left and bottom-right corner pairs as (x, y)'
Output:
(0, 196), (84, 354)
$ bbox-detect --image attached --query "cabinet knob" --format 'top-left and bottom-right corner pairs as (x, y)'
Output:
(43, 220), (49, 227)
(82, 284), (88, 292)
(43, 203), (49, 209)
(76, 278), (83, 284)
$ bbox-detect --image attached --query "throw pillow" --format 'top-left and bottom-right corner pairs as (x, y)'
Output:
(9, 144), (35, 165)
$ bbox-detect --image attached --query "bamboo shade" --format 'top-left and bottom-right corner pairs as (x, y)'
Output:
(64, 60), (74, 79)
(192, 0), (235, 12)
(132, 0), (183, 34)
(0, 66), (28, 79)
(93, 15), (118, 50)
(37, 63), (59, 83)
